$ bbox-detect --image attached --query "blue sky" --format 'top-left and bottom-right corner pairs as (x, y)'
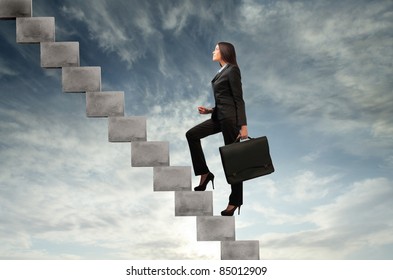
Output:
(0, 0), (392, 259)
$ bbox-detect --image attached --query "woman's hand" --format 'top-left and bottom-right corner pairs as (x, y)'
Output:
(239, 125), (248, 139)
(198, 106), (212, 114)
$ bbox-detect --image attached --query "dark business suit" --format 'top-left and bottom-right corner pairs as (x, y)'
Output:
(186, 64), (247, 206)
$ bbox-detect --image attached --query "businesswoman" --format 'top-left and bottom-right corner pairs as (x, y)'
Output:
(186, 42), (248, 216)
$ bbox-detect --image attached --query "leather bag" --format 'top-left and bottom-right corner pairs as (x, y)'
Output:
(219, 136), (274, 184)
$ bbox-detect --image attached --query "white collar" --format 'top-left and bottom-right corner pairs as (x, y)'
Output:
(218, 64), (228, 73)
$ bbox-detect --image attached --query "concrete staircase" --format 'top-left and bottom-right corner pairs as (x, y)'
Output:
(1, 0), (259, 260)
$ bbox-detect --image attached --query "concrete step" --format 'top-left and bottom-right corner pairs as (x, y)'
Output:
(16, 17), (55, 43)
(175, 191), (213, 216)
(108, 116), (146, 142)
(131, 141), (169, 167)
(221, 240), (260, 260)
(62, 66), (101, 93)
(197, 216), (235, 241)
(153, 166), (191, 191)
(41, 42), (79, 68)
(86, 91), (124, 117)
(0, 0), (32, 19)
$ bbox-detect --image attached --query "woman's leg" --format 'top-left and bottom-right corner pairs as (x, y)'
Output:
(186, 119), (221, 176)
(229, 183), (243, 206)
(220, 119), (243, 207)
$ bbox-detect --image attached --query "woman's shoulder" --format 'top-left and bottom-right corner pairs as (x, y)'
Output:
(227, 64), (239, 70)
(226, 64), (241, 77)
(227, 64), (241, 73)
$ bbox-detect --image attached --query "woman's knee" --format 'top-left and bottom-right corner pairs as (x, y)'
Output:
(185, 129), (193, 140)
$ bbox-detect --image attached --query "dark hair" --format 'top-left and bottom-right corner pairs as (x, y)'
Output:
(218, 42), (238, 67)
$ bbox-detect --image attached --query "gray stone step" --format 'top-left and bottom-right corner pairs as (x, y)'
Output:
(108, 116), (146, 142)
(175, 191), (213, 216)
(16, 17), (55, 43)
(41, 42), (79, 68)
(197, 216), (235, 241)
(0, 0), (31, 19)
(86, 91), (124, 117)
(153, 166), (191, 191)
(221, 240), (260, 260)
(62, 66), (101, 93)
(131, 141), (169, 167)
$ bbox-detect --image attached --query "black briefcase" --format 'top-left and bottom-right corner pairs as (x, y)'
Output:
(219, 136), (274, 184)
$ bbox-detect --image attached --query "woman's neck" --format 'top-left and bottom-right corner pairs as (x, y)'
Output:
(219, 60), (227, 67)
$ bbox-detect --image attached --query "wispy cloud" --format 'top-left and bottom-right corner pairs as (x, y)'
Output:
(258, 177), (393, 259)
(0, 57), (17, 77)
(60, 1), (145, 66)
(0, 105), (218, 259)
(233, 0), (393, 160)
(1, 0), (392, 260)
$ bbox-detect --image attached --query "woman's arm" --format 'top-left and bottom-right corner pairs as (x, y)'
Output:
(228, 66), (247, 126)
(228, 66), (248, 139)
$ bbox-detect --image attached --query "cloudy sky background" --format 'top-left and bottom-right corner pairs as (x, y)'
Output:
(1, 0), (392, 259)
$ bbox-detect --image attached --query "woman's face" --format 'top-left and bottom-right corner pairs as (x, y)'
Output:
(212, 44), (222, 62)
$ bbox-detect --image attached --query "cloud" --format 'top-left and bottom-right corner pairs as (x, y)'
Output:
(0, 102), (221, 259)
(307, 178), (393, 230)
(0, 57), (17, 77)
(1, 0), (392, 260)
(0, 1), (226, 257)
(258, 177), (393, 259)
(160, 1), (194, 33)
(289, 171), (337, 201)
(301, 151), (321, 163)
(60, 1), (146, 66)
(232, 0), (393, 160)
(158, 0), (221, 34)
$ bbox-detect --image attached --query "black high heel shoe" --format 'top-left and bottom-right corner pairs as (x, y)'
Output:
(194, 172), (215, 191)
(221, 205), (241, 216)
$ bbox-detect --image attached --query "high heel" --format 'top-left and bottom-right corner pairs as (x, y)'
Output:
(194, 172), (215, 191)
(221, 205), (241, 216)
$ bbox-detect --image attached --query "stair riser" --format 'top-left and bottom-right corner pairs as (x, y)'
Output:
(221, 241), (260, 260)
(62, 67), (101, 93)
(86, 92), (124, 117)
(197, 216), (235, 241)
(154, 167), (191, 191)
(16, 17), (55, 43)
(108, 117), (147, 142)
(131, 142), (169, 167)
(41, 42), (80, 68)
(0, 0), (32, 19)
(175, 192), (213, 216)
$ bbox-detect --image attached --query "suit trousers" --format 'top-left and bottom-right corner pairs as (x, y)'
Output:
(186, 117), (243, 206)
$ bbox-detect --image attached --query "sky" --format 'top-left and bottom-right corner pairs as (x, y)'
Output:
(0, 0), (392, 260)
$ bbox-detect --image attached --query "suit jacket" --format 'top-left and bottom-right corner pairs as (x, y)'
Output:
(211, 64), (247, 126)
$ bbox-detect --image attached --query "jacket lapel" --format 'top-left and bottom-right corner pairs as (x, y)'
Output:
(211, 64), (229, 83)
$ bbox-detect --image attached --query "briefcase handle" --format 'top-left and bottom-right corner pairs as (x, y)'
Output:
(235, 135), (252, 143)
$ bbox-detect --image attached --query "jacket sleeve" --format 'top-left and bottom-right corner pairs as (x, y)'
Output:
(228, 66), (247, 126)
